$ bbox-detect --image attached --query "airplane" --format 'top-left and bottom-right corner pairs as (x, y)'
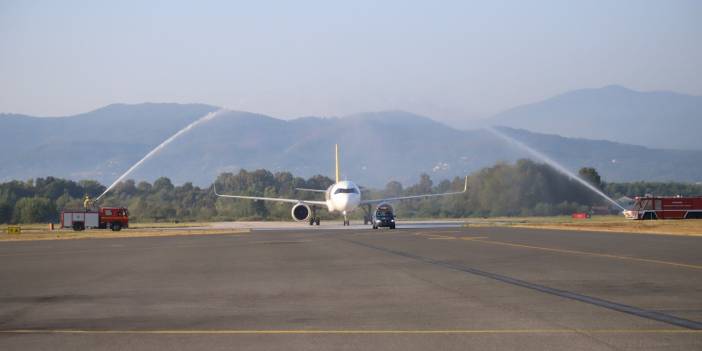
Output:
(214, 144), (468, 226)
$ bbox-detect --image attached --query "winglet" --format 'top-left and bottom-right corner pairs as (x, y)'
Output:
(463, 176), (468, 192)
(335, 144), (340, 183)
(213, 182), (221, 196)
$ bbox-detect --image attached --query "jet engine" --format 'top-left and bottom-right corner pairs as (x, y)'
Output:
(291, 203), (311, 222)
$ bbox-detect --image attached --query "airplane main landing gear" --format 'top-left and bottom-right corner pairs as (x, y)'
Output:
(309, 206), (321, 226)
(362, 204), (372, 225)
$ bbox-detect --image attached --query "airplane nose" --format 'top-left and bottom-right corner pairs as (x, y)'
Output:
(336, 197), (349, 210)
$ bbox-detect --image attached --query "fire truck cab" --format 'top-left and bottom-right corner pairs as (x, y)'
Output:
(623, 196), (702, 220)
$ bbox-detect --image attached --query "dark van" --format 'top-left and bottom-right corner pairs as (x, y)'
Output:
(373, 203), (396, 229)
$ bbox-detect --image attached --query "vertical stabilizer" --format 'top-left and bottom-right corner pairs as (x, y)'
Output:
(335, 144), (340, 183)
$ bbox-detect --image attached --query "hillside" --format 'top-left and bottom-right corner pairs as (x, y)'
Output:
(1, 104), (702, 186)
(487, 85), (702, 150)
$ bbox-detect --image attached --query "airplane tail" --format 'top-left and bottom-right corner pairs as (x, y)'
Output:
(335, 144), (340, 183)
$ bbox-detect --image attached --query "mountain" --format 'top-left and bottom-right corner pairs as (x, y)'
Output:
(487, 85), (702, 150)
(0, 103), (219, 184)
(1, 104), (702, 187)
(494, 127), (702, 183)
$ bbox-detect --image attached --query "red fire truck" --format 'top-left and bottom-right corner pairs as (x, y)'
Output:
(623, 196), (702, 220)
(60, 207), (129, 231)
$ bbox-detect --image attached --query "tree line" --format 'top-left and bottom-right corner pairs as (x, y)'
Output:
(1, 159), (701, 224)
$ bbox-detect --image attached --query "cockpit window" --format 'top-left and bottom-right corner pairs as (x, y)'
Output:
(334, 188), (358, 194)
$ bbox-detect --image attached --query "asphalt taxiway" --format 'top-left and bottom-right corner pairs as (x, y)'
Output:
(0, 226), (701, 350)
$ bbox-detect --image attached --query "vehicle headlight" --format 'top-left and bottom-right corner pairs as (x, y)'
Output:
(390, 219), (395, 222)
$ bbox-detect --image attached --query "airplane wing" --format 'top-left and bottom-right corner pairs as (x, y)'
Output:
(295, 188), (327, 193)
(214, 184), (327, 206)
(360, 176), (468, 206)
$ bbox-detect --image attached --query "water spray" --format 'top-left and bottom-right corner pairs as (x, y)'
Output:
(486, 127), (626, 211)
(95, 109), (228, 202)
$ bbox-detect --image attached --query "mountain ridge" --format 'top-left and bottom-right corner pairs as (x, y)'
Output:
(2, 102), (701, 187)
(487, 85), (702, 150)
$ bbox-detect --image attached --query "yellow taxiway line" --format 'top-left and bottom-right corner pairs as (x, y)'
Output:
(509, 224), (702, 238)
(445, 235), (702, 270)
(473, 238), (702, 270)
(0, 329), (700, 335)
(426, 236), (457, 240)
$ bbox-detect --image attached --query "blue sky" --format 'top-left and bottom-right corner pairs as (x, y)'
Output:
(1, 0), (700, 125)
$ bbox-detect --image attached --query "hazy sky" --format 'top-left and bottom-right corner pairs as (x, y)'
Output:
(1, 0), (700, 125)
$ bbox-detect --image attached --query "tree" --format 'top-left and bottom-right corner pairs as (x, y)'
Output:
(13, 197), (56, 223)
(79, 180), (106, 197)
(153, 177), (175, 193)
(384, 181), (403, 197)
(578, 167), (602, 189)
(306, 174), (334, 191)
(1, 163), (700, 223)
(407, 173), (433, 195)
(0, 203), (12, 224)
(113, 179), (137, 196)
(137, 181), (152, 193)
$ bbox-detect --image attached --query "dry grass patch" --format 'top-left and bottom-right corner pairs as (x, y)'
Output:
(464, 216), (702, 236)
(1, 224), (248, 242)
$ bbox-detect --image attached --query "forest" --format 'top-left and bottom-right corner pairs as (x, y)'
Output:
(2, 159), (701, 224)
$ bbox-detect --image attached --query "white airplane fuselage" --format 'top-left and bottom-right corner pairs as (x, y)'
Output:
(325, 180), (361, 214)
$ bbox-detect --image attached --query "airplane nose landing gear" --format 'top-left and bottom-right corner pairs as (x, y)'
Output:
(343, 211), (350, 226)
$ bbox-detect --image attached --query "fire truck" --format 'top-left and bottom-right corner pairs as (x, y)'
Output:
(623, 196), (702, 220)
(60, 207), (129, 231)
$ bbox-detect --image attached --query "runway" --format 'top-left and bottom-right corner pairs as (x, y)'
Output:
(1, 226), (701, 350)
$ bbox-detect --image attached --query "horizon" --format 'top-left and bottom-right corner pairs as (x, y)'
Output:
(2, 83), (699, 124)
(2, 1), (700, 127)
